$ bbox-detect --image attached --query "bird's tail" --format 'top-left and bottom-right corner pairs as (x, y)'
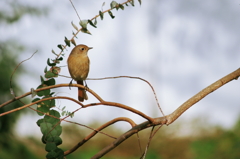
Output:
(77, 80), (88, 102)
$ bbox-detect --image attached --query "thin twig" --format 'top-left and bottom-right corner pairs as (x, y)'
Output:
(69, 0), (81, 21)
(64, 117), (136, 156)
(84, 101), (154, 123)
(29, 105), (116, 139)
(88, 76), (165, 116)
(90, 68), (240, 158)
(56, 0), (133, 58)
(0, 96), (82, 117)
(9, 50), (37, 97)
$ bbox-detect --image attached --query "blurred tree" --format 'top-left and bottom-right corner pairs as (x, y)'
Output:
(190, 118), (240, 159)
(0, 1), (47, 158)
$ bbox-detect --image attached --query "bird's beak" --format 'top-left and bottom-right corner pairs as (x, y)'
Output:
(88, 47), (93, 50)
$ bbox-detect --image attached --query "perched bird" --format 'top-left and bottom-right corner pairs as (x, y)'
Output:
(67, 44), (92, 102)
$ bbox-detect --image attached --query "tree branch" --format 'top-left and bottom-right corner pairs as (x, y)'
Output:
(91, 68), (240, 158)
(64, 117), (136, 156)
(166, 67), (240, 125)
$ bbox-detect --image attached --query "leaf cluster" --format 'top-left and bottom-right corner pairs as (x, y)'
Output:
(30, 0), (141, 158)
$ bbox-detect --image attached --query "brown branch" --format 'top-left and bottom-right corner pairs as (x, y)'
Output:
(0, 96), (82, 117)
(1, 84), (152, 122)
(56, 0), (133, 59)
(84, 101), (154, 123)
(91, 117), (167, 159)
(27, 103), (118, 140)
(91, 68), (240, 158)
(166, 68), (240, 125)
(64, 117), (136, 156)
(88, 76), (164, 117)
(9, 50), (38, 98)
(0, 83), (103, 108)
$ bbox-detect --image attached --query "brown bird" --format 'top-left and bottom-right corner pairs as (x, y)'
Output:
(67, 44), (92, 102)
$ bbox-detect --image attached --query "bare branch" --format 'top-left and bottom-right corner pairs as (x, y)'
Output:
(91, 117), (167, 159)
(88, 76), (164, 116)
(9, 50), (37, 97)
(0, 96), (82, 117)
(64, 117), (136, 156)
(91, 68), (240, 158)
(69, 0), (81, 21)
(166, 68), (240, 125)
(0, 83), (103, 108)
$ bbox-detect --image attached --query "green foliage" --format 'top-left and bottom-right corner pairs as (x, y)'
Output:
(29, 1), (145, 158)
(0, 1), (47, 158)
(88, 19), (97, 28)
(108, 11), (115, 19)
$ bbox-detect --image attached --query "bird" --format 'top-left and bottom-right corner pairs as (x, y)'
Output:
(67, 44), (92, 102)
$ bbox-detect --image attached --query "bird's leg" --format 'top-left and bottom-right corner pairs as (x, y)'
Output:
(84, 80), (89, 91)
(69, 79), (73, 90)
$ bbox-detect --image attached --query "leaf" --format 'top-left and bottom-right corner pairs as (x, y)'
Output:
(45, 143), (57, 152)
(51, 49), (57, 56)
(71, 21), (78, 31)
(94, 18), (97, 25)
(32, 98), (40, 103)
(57, 44), (63, 51)
(58, 57), (63, 61)
(70, 38), (76, 46)
(45, 71), (57, 78)
(99, 11), (104, 20)
(138, 0), (142, 5)
(69, 112), (75, 118)
(36, 84), (50, 97)
(64, 37), (71, 47)
(110, 1), (118, 9)
(102, 2), (105, 7)
(44, 78), (56, 86)
(44, 110), (60, 125)
(81, 28), (92, 35)
(72, 31), (77, 37)
(44, 66), (47, 73)
(119, 4), (124, 10)
(47, 58), (56, 67)
(52, 67), (60, 76)
(88, 19), (97, 28)
(53, 148), (64, 157)
(31, 88), (37, 98)
(79, 20), (88, 29)
(37, 103), (50, 116)
(46, 148), (64, 159)
(108, 11), (115, 19)
(40, 75), (45, 83)
(46, 151), (57, 159)
(130, 0), (135, 6)
(36, 118), (44, 126)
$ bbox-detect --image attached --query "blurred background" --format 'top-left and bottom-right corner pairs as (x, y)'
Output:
(0, 0), (240, 158)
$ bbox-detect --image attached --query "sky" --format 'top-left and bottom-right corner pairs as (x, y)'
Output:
(1, 0), (240, 136)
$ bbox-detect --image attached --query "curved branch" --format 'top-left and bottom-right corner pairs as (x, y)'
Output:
(56, 0), (133, 58)
(64, 117), (136, 156)
(91, 117), (167, 159)
(1, 84), (153, 123)
(84, 101), (154, 123)
(166, 67), (240, 125)
(91, 68), (240, 158)
(0, 83), (104, 108)
(88, 76), (164, 116)
(0, 96), (82, 117)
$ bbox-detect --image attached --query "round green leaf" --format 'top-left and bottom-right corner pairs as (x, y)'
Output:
(45, 142), (57, 152)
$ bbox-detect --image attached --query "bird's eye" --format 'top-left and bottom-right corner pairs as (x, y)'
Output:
(81, 48), (85, 51)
